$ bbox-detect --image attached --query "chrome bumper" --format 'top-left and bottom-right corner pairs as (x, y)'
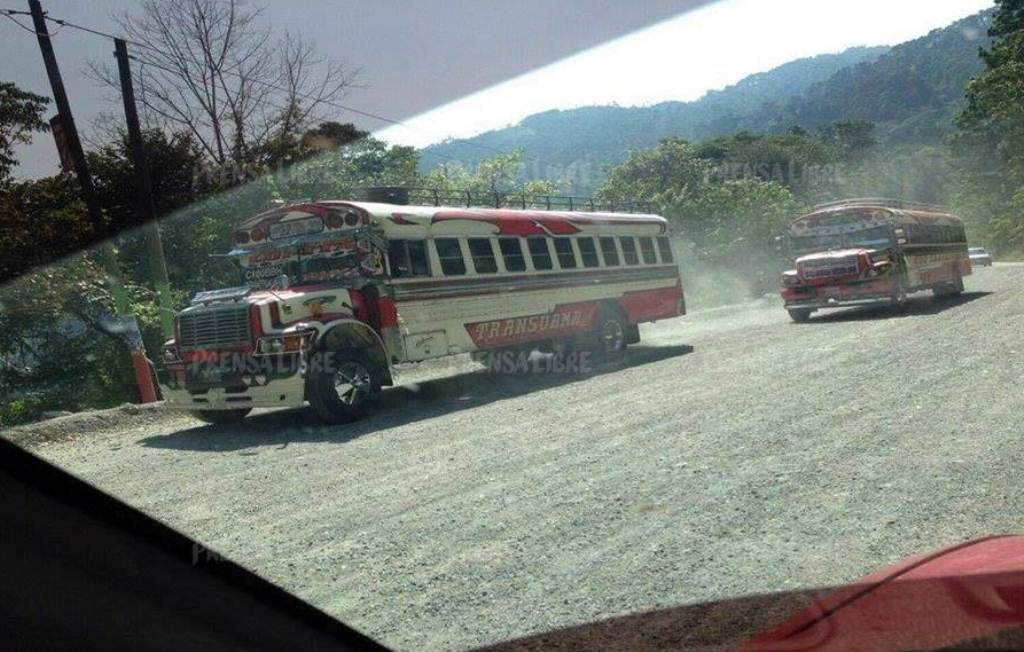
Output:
(160, 372), (306, 411)
(785, 294), (895, 310)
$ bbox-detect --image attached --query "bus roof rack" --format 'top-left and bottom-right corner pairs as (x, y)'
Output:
(293, 186), (655, 215)
(811, 197), (947, 213)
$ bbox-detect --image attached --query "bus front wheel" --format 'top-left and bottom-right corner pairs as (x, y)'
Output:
(306, 347), (381, 423)
(787, 308), (812, 323)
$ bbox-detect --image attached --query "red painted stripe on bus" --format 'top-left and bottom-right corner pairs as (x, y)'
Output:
(377, 298), (399, 328)
(617, 284), (685, 323)
(464, 301), (600, 349)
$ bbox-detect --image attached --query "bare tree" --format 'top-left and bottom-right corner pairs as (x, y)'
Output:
(89, 0), (358, 166)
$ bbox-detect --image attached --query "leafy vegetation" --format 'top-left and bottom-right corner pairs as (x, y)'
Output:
(422, 47), (889, 193)
(0, 82), (49, 185)
(953, 0), (1024, 251)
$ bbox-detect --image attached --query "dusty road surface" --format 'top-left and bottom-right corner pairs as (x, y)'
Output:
(13, 264), (1024, 650)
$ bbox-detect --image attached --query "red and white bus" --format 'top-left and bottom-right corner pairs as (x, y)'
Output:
(779, 198), (971, 321)
(160, 199), (686, 423)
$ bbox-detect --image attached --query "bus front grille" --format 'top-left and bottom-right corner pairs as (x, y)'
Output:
(799, 257), (859, 280)
(177, 306), (251, 349)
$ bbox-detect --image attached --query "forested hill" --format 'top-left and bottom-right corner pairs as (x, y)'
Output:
(420, 46), (886, 183)
(420, 8), (994, 190)
(764, 8), (995, 144)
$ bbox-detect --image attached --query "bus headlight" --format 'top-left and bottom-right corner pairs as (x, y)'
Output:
(781, 271), (801, 287)
(868, 261), (892, 278)
(162, 346), (180, 362)
(256, 331), (315, 355)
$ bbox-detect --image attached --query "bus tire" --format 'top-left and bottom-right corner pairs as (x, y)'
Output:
(932, 268), (963, 299)
(946, 268), (962, 292)
(891, 274), (909, 312)
(787, 308), (812, 323)
(590, 306), (627, 362)
(949, 268), (964, 296)
(306, 347), (381, 423)
(625, 323), (641, 345)
(189, 408), (251, 425)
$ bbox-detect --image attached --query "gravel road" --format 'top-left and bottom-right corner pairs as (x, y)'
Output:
(17, 264), (1024, 651)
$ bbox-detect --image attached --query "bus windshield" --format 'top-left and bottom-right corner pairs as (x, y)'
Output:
(241, 250), (364, 288)
(790, 225), (893, 257)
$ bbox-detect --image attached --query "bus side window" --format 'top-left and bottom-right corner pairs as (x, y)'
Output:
(434, 238), (466, 276)
(407, 240), (430, 276)
(527, 237), (553, 271)
(638, 237), (657, 264)
(620, 237), (639, 265)
(600, 237), (620, 266)
(387, 240), (410, 277)
(656, 236), (674, 263)
(467, 238), (498, 274)
(577, 237), (600, 268)
(553, 238), (577, 269)
(499, 237), (526, 272)
(388, 240), (430, 278)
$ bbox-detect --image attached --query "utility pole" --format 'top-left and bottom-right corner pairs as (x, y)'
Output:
(28, 0), (158, 403)
(27, 0), (128, 314)
(114, 37), (174, 339)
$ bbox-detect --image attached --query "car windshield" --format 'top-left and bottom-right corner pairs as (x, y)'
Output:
(2, 1), (1021, 650)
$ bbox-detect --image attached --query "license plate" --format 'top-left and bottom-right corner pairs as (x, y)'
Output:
(199, 365), (221, 383)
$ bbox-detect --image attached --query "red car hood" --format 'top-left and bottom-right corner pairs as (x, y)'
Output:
(481, 535), (1024, 652)
(739, 534), (1024, 652)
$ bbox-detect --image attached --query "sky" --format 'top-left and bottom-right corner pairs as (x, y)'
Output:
(2, 0), (700, 179)
(3, 0), (994, 178)
(378, 0), (995, 148)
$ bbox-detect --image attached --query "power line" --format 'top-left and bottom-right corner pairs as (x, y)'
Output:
(39, 13), (539, 164)
(2, 8), (62, 35)
(6, 9), (542, 169)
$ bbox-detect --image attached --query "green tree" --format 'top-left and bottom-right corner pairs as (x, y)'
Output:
(818, 120), (878, 160)
(0, 175), (93, 281)
(0, 82), (49, 184)
(596, 137), (805, 302)
(954, 0), (1024, 251)
(419, 150), (561, 205)
(0, 254), (161, 426)
(597, 138), (710, 206)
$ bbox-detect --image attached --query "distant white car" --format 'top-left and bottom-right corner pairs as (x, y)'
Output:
(969, 246), (993, 267)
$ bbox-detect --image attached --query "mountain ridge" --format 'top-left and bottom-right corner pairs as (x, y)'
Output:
(421, 8), (994, 193)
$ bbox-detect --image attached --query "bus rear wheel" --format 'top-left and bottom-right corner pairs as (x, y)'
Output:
(590, 308), (627, 362)
(934, 268), (964, 299)
(306, 347), (381, 423)
(891, 275), (909, 312)
(189, 408), (251, 425)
